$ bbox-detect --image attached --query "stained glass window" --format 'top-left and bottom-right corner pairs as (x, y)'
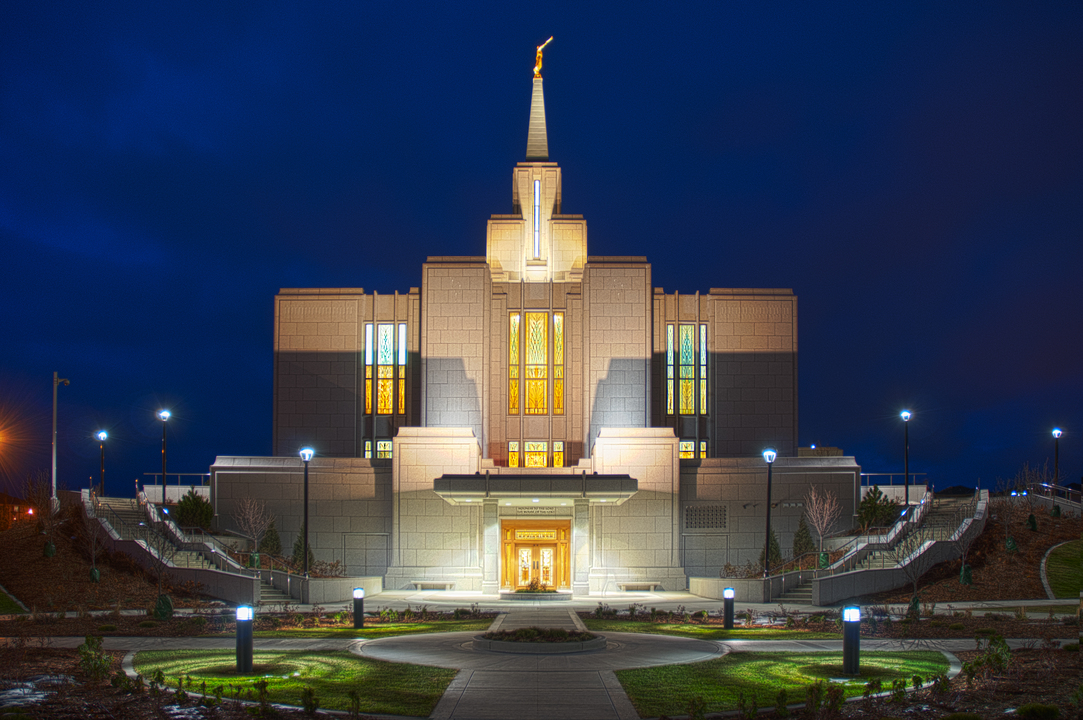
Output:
(398, 323), (407, 415)
(679, 441), (695, 459)
(508, 441), (519, 468)
(364, 440), (372, 459)
(553, 312), (564, 415)
(699, 323), (708, 416)
(376, 440), (392, 459)
(508, 314), (520, 414)
(525, 441), (548, 467)
(679, 324), (695, 415)
(666, 324), (674, 415)
(364, 324), (373, 414)
(553, 441), (564, 467)
(699, 440), (707, 458)
(525, 312), (547, 414)
(376, 324), (395, 414)
(532, 179), (541, 258)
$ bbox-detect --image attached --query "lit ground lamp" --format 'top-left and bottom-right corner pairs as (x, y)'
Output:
(842, 606), (861, 675)
(236, 606), (254, 674)
(723, 587), (735, 629)
(353, 587), (365, 629)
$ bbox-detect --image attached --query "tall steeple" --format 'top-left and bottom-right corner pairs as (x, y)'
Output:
(525, 37), (552, 161)
(525, 78), (548, 160)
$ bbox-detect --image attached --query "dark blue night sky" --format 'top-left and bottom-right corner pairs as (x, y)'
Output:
(2, 3), (1081, 497)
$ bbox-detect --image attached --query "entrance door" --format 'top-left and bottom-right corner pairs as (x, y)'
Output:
(501, 519), (571, 590)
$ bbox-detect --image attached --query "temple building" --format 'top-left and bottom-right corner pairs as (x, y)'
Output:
(212, 57), (861, 595)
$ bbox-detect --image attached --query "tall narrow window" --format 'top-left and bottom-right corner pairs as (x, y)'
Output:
(553, 441), (564, 468)
(679, 441), (695, 459)
(525, 312), (548, 414)
(508, 441), (519, 468)
(532, 179), (540, 258)
(699, 440), (707, 458)
(364, 440), (372, 459)
(553, 312), (564, 415)
(666, 324), (675, 415)
(679, 324), (695, 415)
(377, 324), (394, 414)
(508, 314), (520, 414)
(525, 441), (548, 467)
(376, 440), (392, 459)
(364, 324), (374, 414)
(397, 323), (407, 415)
(699, 323), (708, 415)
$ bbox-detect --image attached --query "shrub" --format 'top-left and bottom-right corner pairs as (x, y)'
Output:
(97, 624), (117, 632)
(757, 529), (782, 572)
(175, 490), (213, 530)
(1063, 642), (1079, 652)
(858, 485), (899, 529)
(291, 523), (316, 569)
(792, 515), (815, 558)
(261, 519), (282, 556)
(139, 620), (158, 628)
(1015, 703), (1060, 720)
(77, 635), (112, 682)
(301, 685), (320, 716)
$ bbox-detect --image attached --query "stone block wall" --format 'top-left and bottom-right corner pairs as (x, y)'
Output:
(680, 455), (860, 575)
(211, 456), (391, 576)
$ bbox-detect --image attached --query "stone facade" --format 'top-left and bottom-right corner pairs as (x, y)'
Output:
(212, 73), (860, 594)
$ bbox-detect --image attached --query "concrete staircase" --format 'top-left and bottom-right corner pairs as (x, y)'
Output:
(854, 496), (971, 571)
(258, 576), (294, 606)
(776, 579), (813, 605)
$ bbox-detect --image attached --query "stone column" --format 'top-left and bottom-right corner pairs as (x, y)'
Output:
(572, 499), (590, 595)
(482, 499), (500, 594)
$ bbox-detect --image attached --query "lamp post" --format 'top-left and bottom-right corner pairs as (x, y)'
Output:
(96, 431), (107, 496)
(900, 410), (911, 509)
(51, 372), (70, 509)
(353, 587), (365, 629)
(158, 410), (170, 501)
(236, 606), (253, 674)
(1052, 428), (1062, 489)
(723, 587), (735, 629)
(762, 448), (777, 579)
(300, 447), (314, 577)
(842, 606), (861, 674)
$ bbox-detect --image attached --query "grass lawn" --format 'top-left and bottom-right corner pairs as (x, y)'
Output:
(1046, 539), (1082, 599)
(581, 619), (843, 640)
(616, 651), (949, 717)
(248, 619), (491, 638)
(0, 588), (24, 614)
(133, 650), (456, 717)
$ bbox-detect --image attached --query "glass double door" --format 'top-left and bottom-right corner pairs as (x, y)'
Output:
(516, 544), (556, 588)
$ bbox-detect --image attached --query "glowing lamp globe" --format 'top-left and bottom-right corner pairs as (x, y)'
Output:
(97, 430), (108, 442)
(158, 410), (171, 421)
(236, 606), (254, 622)
(900, 410), (911, 422)
(353, 587), (365, 599)
(762, 449), (777, 464)
(843, 606), (861, 623)
(300, 447), (314, 462)
(723, 587), (735, 600)
(1052, 428), (1063, 439)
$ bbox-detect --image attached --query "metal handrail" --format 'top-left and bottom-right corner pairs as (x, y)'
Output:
(1027, 481), (1082, 507)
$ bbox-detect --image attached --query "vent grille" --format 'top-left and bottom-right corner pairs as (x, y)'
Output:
(685, 504), (726, 530)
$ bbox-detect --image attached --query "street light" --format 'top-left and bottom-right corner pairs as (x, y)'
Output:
(762, 448), (777, 579)
(900, 410), (912, 509)
(300, 447), (314, 577)
(158, 410), (170, 501)
(96, 431), (107, 496)
(51, 372), (70, 508)
(1052, 428), (1063, 488)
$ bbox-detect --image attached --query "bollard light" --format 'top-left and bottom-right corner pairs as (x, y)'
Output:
(353, 587), (365, 629)
(842, 605), (861, 675)
(236, 606), (254, 674)
(723, 587), (735, 629)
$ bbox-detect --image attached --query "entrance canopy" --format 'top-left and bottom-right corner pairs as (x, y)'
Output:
(433, 473), (637, 506)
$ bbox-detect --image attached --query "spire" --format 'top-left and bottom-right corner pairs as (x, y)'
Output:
(525, 77), (549, 160)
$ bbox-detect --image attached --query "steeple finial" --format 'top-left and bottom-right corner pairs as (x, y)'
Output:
(534, 37), (552, 79)
(526, 38), (551, 161)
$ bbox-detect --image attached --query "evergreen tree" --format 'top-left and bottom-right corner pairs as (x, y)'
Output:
(262, 519), (282, 556)
(758, 529), (782, 574)
(291, 522), (316, 570)
(792, 515), (815, 558)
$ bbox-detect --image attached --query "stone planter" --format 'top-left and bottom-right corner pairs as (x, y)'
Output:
(498, 591), (572, 601)
(472, 634), (607, 654)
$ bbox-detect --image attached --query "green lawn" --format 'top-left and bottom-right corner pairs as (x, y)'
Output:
(616, 651), (949, 717)
(133, 650), (456, 717)
(581, 619), (843, 640)
(0, 587), (24, 614)
(248, 619), (491, 639)
(1046, 539), (1082, 599)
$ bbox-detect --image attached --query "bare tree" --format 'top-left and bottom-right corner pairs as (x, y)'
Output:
(79, 501), (106, 578)
(23, 470), (67, 551)
(144, 522), (180, 596)
(888, 529), (939, 612)
(804, 485), (843, 554)
(232, 498), (273, 552)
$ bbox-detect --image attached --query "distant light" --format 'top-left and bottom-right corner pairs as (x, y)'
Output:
(1021, 490), (1027, 496)
(27, 508), (33, 515)
(162, 508), (169, 514)
(762, 449), (777, 464)
(843, 606), (861, 623)
(600, 499), (607, 502)
(236, 606), (254, 621)
(1011, 491), (1018, 496)
(1052, 428), (1063, 439)
(505, 502), (511, 506)
(560, 502), (566, 506)
(158, 410), (171, 421)
(532, 498), (539, 503)
(723, 587), (735, 599)
(353, 587), (365, 599)
(463, 499), (471, 502)
(810, 444), (816, 449)
(97, 431), (108, 442)
(299, 447), (314, 462)
(900, 410), (911, 422)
